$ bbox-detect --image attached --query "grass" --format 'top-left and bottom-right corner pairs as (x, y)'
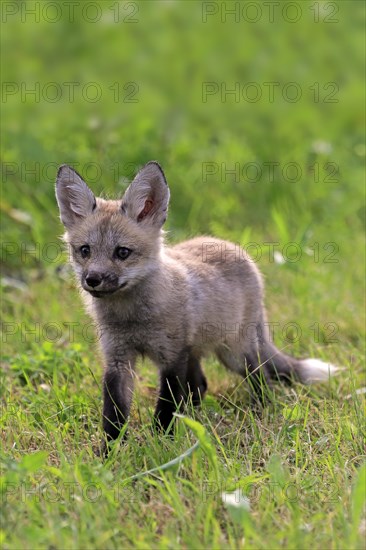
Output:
(1, 1), (365, 549)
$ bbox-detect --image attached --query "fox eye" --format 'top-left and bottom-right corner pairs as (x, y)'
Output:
(115, 247), (131, 260)
(80, 245), (90, 259)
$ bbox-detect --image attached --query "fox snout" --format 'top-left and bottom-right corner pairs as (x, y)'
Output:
(85, 272), (106, 288)
(82, 271), (124, 297)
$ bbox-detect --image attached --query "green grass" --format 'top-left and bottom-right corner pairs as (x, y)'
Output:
(1, 1), (365, 549)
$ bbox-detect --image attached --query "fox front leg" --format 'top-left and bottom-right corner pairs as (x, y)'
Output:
(154, 350), (190, 433)
(102, 358), (136, 443)
(186, 354), (208, 405)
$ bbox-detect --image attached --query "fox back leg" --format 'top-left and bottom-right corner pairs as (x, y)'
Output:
(215, 345), (272, 403)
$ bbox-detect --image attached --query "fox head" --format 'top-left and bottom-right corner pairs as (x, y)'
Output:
(55, 161), (170, 298)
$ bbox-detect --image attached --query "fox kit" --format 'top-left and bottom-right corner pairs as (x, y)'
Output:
(56, 161), (336, 444)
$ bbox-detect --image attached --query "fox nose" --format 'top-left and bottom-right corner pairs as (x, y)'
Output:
(85, 273), (103, 288)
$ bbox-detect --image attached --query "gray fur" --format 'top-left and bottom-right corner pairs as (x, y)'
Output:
(55, 161), (338, 443)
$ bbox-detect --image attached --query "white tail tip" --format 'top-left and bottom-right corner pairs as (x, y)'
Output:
(300, 359), (339, 384)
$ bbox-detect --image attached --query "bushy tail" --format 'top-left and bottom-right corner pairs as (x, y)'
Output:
(261, 341), (338, 385)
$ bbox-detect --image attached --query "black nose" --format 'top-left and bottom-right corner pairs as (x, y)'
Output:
(85, 273), (103, 288)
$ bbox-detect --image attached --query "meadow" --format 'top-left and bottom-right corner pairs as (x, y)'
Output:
(1, 1), (365, 548)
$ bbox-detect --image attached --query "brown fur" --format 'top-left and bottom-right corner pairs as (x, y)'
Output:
(55, 161), (337, 445)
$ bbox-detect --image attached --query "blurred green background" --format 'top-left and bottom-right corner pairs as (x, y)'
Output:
(1, 0), (365, 345)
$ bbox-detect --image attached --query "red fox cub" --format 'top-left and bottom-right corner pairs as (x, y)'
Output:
(56, 161), (336, 444)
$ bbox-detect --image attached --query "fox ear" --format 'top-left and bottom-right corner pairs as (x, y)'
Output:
(121, 161), (170, 227)
(55, 165), (96, 229)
